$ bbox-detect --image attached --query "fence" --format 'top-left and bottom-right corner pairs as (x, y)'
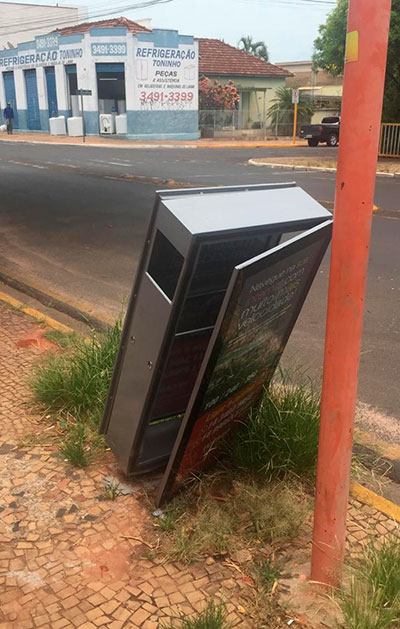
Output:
(199, 110), (240, 135)
(199, 109), (306, 138)
(379, 123), (400, 157)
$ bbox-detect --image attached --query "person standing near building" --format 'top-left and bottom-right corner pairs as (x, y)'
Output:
(3, 103), (14, 134)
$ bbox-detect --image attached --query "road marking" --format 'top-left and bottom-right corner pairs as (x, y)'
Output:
(350, 482), (400, 523)
(9, 160), (48, 169)
(108, 161), (134, 166)
(0, 290), (73, 333)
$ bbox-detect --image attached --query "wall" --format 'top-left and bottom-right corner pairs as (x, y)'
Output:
(207, 74), (286, 128)
(0, 2), (85, 49)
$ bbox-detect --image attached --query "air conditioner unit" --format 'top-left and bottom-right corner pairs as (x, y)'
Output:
(99, 114), (115, 134)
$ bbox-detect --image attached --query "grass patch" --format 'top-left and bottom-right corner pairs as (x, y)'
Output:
(230, 371), (320, 479)
(161, 601), (231, 629)
(44, 329), (78, 349)
(60, 423), (91, 467)
(339, 536), (400, 629)
(31, 318), (122, 428)
(157, 473), (308, 564)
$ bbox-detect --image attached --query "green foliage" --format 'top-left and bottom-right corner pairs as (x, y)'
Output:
(267, 86), (314, 134)
(230, 372), (321, 479)
(31, 319), (122, 427)
(159, 475), (308, 563)
(339, 536), (400, 629)
(313, 0), (400, 121)
(161, 601), (231, 629)
(253, 558), (281, 594)
(313, 0), (348, 77)
(103, 478), (122, 501)
(44, 329), (78, 349)
(238, 35), (269, 62)
(60, 423), (91, 467)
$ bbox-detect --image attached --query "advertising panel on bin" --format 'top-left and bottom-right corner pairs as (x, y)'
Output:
(157, 220), (332, 505)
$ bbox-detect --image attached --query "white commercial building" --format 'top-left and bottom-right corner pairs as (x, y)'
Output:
(0, 17), (199, 140)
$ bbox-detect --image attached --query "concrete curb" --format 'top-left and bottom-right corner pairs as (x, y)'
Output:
(354, 430), (400, 484)
(248, 158), (400, 178)
(0, 136), (309, 150)
(0, 290), (73, 333)
(0, 270), (109, 331)
(351, 482), (400, 522)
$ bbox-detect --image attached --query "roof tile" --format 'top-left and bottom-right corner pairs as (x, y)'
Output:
(198, 38), (291, 78)
(56, 16), (151, 36)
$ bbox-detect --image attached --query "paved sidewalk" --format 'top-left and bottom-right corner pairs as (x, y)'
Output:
(0, 302), (251, 629)
(0, 299), (399, 629)
(0, 131), (307, 150)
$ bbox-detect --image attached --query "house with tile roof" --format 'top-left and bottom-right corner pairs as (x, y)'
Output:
(197, 38), (291, 131)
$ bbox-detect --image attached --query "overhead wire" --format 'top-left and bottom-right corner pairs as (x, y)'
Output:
(0, 0), (175, 39)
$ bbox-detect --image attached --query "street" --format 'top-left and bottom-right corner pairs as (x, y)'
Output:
(0, 140), (399, 419)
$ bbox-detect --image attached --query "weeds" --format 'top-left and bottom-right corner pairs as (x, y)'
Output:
(44, 329), (78, 349)
(31, 318), (122, 428)
(161, 600), (231, 629)
(339, 535), (400, 629)
(103, 478), (122, 501)
(158, 473), (308, 563)
(60, 423), (91, 467)
(230, 370), (320, 479)
(253, 557), (281, 594)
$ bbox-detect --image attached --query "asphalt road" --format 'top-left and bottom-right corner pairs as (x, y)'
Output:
(0, 140), (399, 419)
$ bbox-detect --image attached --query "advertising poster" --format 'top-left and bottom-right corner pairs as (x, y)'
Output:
(157, 222), (332, 504)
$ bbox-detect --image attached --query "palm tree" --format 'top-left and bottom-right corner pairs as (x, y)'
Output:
(238, 36), (269, 62)
(267, 85), (314, 135)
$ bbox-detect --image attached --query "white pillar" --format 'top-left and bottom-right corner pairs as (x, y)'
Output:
(55, 64), (70, 114)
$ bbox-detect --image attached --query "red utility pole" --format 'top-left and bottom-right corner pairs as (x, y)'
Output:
(311, 0), (392, 587)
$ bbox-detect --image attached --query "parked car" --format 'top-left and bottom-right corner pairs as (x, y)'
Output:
(300, 116), (340, 147)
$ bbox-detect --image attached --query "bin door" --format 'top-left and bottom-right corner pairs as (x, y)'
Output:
(157, 219), (333, 505)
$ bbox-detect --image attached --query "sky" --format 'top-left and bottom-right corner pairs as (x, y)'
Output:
(6, 0), (334, 62)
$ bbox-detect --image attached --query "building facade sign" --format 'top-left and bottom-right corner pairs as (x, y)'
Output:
(133, 43), (198, 111)
(0, 48), (83, 69)
(91, 42), (127, 56)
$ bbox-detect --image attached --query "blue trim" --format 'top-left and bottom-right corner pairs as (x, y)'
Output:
(90, 27), (127, 37)
(3, 71), (18, 128)
(65, 64), (77, 75)
(18, 41), (36, 51)
(126, 110), (199, 139)
(40, 109), (49, 132)
(83, 110), (99, 135)
(16, 110), (28, 130)
(45, 66), (58, 117)
(96, 62), (124, 73)
(58, 109), (71, 121)
(0, 50), (16, 58)
(24, 69), (41, 130)
(59, 34), (84, 45)
(35, 34), (59, 51)
(136, 29), (194, 48)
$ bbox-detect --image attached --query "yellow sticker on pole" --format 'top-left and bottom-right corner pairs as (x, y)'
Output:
(345, 30), (359, 63)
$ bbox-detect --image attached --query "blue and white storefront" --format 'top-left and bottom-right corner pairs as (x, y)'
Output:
(0, 26), (199, 140)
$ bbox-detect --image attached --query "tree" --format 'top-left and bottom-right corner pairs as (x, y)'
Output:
(199, 76), (239, 110)
(313, 0), (400, 121)
(267, 86), (314, 135)
(238, 35), (269, 62)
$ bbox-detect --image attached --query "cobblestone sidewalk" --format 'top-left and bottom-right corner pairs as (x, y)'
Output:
(0, 300), (399, 629)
